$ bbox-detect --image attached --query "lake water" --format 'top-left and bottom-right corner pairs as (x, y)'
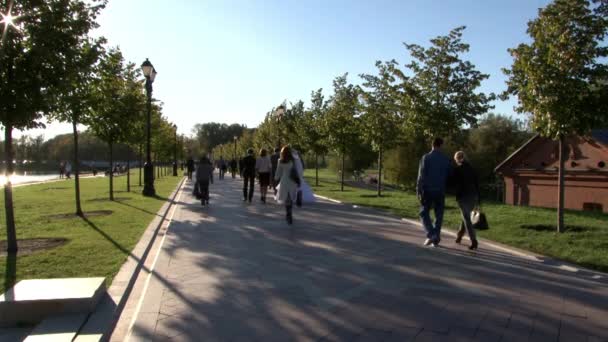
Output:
(0, 173), (60, 186)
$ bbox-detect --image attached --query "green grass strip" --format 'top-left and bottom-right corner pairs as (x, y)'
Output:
(0, 168), (182, 294)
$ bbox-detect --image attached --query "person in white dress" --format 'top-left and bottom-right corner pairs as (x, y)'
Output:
(291, 149), (316, 204)
(274, 146), (299, 224)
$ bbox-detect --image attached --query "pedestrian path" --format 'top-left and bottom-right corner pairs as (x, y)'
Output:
(124, 176), (608, 341)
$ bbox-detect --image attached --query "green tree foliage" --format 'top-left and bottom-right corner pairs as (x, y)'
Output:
(0, 0), (106, 253)
(360, 60), (403, 196)
(324, 74), (361, 191)
(192, 122), (247, 152)
(89, 48), (143, 200)
(299, 89), (329, 186)
(503, 0), (608, 232)
(467, 114), (532, 184)
(395, 26), (495, 138)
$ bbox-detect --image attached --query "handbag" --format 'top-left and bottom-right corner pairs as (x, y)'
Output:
(470, 207), (489, 230)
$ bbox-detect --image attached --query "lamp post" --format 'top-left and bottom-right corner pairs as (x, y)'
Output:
(233, 136), (237, 160)
(275, 104), (285, 148)
(141, 58), (157, 197)
(172, 124), (178, 176)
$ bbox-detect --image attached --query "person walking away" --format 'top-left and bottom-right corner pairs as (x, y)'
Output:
(230, 159), (237, 178)
(241, 149), (256, 203)
(59, 162), (65, 179)
(274, 146), (300, 224)
(452, 151), (480, 250)
(218, 157), (226, 180)
(255, 148), (272, 203)
(186, 158), (194, 180)
(417, 137), (451, 247)
(270, 148), (280, 195)
(65, 161), (72, 179)
(195, 156), (214, 206)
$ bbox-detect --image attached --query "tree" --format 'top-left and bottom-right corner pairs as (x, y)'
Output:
(503, 0), (608, 232)
(0, 0), (106, 253)
(395, 26), (495, 138)
(298, 89), (329, 186)
(324, 74), (361, 191)
(89, 48), (142, 200)
(50, 37), (104, 216)
(360, 60), (403, 196)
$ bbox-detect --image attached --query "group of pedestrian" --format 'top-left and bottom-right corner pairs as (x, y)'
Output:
(416, 137), (480, 250)
(188, 145), (315, 224)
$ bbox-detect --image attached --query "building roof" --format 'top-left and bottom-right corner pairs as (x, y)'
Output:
(494, 134), (540, 173)
(494, 129), (608, 174)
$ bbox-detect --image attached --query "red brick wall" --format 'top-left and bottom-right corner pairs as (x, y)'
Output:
(504, 173), (608, 213)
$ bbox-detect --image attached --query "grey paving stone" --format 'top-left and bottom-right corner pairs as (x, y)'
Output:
(118, 177), (608, 342)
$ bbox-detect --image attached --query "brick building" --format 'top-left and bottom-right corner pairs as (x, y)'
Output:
(495, 130), (608, 213)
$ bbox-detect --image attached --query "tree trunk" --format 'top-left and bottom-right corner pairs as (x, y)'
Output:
(557, 135), (565, 233)
(139, 144), (143, 186)
(341, 153), (345, 192)
(377, 145), (383, 197)
(4, 125), (17, 253)
(127, 158), (130, 193)
(315, 153), (319, 187)
(72, 120), (83, 217)
(109, 142), (114, 201)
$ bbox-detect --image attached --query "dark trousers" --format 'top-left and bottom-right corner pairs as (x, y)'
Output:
(419, 190), (445, 241)
(197, 180), (210, 201)
(187, 170), (193, 180)
(243, 175), (255, 201)
(457, 196), (478, 242)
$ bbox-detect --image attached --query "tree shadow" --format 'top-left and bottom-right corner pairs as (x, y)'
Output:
(4, 252), (17, 296)
(520, 224), (592, 233)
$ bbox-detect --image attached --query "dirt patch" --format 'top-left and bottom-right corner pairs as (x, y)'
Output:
(0, 238), (68, 256)
(87, 197), (130, 202)
(46, 210), (114, 220)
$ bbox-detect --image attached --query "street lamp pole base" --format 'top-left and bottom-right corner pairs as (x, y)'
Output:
(143, 162), (156, 197)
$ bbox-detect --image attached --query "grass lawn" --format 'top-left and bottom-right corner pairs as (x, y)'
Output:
(0, 168), (182, 294)
(305, 168), (608, 273)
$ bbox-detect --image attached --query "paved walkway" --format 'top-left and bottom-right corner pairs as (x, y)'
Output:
(126, 176), (608, 341)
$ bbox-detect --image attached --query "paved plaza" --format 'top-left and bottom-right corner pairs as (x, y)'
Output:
(124, 177), (608, 341)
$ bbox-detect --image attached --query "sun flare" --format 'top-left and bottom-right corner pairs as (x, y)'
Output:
(1, 12), (18, 29)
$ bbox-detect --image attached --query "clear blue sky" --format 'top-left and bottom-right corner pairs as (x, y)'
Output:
(20, 0), (552, 139)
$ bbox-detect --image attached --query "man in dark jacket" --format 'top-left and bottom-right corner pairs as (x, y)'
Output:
(241, 148), (257, 202)
(416, 137), (451, 247)
(186, 158), (195, 180)
(270, 147), (280, 195)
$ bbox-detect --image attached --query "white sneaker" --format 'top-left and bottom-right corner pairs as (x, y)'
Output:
(424, 239), (433, 246)
(431, 242), (439, 248)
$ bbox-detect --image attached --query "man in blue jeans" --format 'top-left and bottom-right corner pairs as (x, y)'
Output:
(417, 137), (451, 247)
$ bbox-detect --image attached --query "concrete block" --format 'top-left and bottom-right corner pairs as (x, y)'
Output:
(0, 278), (106, 327)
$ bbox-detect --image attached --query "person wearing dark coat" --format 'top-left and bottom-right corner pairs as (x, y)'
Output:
(186, 158), (195, 180)
(241, 149), (257, 203)
(452, 151), (480, 250)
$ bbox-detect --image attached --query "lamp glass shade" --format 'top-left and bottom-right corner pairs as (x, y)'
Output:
(141, 59), (153, 77)
(150, 68), (157, 82)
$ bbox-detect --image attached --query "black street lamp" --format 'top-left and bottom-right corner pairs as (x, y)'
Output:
(275, 104), (285, 148)
(141, 58), (157, 197)
(233, 136), (237, 160)
(172, 124), (178, 176)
